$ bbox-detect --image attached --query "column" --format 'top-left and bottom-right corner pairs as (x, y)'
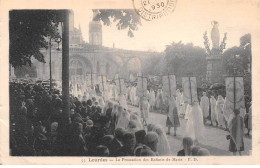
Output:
(62, 10), (70, 122)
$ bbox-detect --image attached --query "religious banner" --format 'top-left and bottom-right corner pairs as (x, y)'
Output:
(86, 72), (96, 87)
(225, 77), (245, 111)
(162, 74), (176, 98)
(136, 73), (148, 98)
(98, 75), (107, 92)
(129, 73), (134, 82)
(182, 77), (198, 105)
(115, 75), (126, 95)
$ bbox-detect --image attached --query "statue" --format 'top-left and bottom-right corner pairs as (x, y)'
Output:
(211, 21), (220, 49)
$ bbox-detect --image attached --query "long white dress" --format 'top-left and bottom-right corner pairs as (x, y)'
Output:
(140, 99), (150, 119)
(179, 93), (186, 115)
(155, 125), (171, 156)
(176, 90), (181, 114)
(185, 103), (205, 142)
(200, 95), (210, 118)
(215, 96), (225, 127)
(210, 96), (218, 124)
(119, 94), (128, 110)
(130, 114), (143, 130)
(185, 104), (192, 120)
(116, 110), (130, 129)
(149, 90), (156, 108)
(130, 87), (136, 105)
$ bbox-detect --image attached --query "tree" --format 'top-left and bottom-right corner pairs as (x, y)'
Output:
(14, 64), (37, 78)
(9, 10), (61, 68)
(222, 34), (252, 101)
(164, 42), (207, 80)
(223, 34), (251, 75)
(142, 53), (164, 75)
(93, 9), (141, 37)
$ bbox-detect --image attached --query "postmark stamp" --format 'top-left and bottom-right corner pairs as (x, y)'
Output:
(132, 0), (177, 21)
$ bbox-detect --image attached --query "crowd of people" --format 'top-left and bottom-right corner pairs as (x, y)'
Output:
(9, 78), (251, 156)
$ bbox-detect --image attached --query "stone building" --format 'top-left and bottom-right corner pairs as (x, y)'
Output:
(33, 11), (156, 84)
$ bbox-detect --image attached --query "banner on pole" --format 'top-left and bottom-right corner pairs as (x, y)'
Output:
(115, 75), (126, 95)
(86, 73), (96, 87)
(225, 77), (245, 111)
(162, 75), (176, 98)
(182, 77), (198, 105)
(98, 75), (107, 92)
(136, 75), (147, 97)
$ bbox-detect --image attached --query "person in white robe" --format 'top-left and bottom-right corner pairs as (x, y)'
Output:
(89, 86), (96, 98)
(185, 102), (205, 144)
(130, 113), (143, 130)
(140, 97), (150, 126)
(116, 109), (130, 130)
(135, 95), (140, 107)
(119, 93), (128, 110)
(130, 86), (135, 105)
(185, 104), (192, 120)
(215, 95), (225, 128)
(98, 97), (106, 114)
(154, 125), (171, 156)
(200, 92), (210, 125)
(210, 95), (218, 126)
(176, 89), (181, 114)
(227, 109), (244, 156)
(149, 89), (156, 111)
(112, 85), (118, 101)
(179, 92), (186, 117)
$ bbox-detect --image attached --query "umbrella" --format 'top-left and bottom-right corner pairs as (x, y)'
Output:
(209, 83), (225, 90)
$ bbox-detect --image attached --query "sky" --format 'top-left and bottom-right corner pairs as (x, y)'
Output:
(72, 0), (258, 52)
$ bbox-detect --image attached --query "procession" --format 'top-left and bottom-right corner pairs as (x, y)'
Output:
(8, 9), (252, 157)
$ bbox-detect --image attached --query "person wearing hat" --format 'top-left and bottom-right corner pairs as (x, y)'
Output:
(134, 129), (146, 156)
(84, 119), (93, 136)
(140, 132), (159, 156)
(177, 137), (193, 156)
(197, 148), (210, 156)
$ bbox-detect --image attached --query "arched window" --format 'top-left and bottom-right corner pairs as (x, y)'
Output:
(70, 60), (83, 76)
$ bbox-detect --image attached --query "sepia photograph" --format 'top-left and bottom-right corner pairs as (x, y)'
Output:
(1, 0), (260, 165)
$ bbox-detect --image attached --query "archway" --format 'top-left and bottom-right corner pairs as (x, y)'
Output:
(126, 57), (142, 72)
(69, 55), (92, 84)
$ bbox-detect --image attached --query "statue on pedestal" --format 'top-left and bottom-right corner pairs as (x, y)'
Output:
(211, 21), (220, 50)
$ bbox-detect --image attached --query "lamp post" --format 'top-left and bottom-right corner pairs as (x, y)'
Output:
(48, 36), (61, 92)
(49, 37), (52, 92)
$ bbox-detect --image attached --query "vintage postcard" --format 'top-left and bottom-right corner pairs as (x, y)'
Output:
(0, 0), (260, 165)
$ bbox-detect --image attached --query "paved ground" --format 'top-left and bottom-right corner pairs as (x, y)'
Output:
(127, 104), (252, 156)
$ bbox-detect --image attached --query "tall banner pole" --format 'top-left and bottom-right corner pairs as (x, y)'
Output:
(233, 76), (236, 111)
(188, 76), (193, 105)
(91, 71), (93, 88)
(142, 73), (144, 97)
(119, 78), (122, 94)
(168, 73), (171, 98)
(102, 75), (104, 92)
